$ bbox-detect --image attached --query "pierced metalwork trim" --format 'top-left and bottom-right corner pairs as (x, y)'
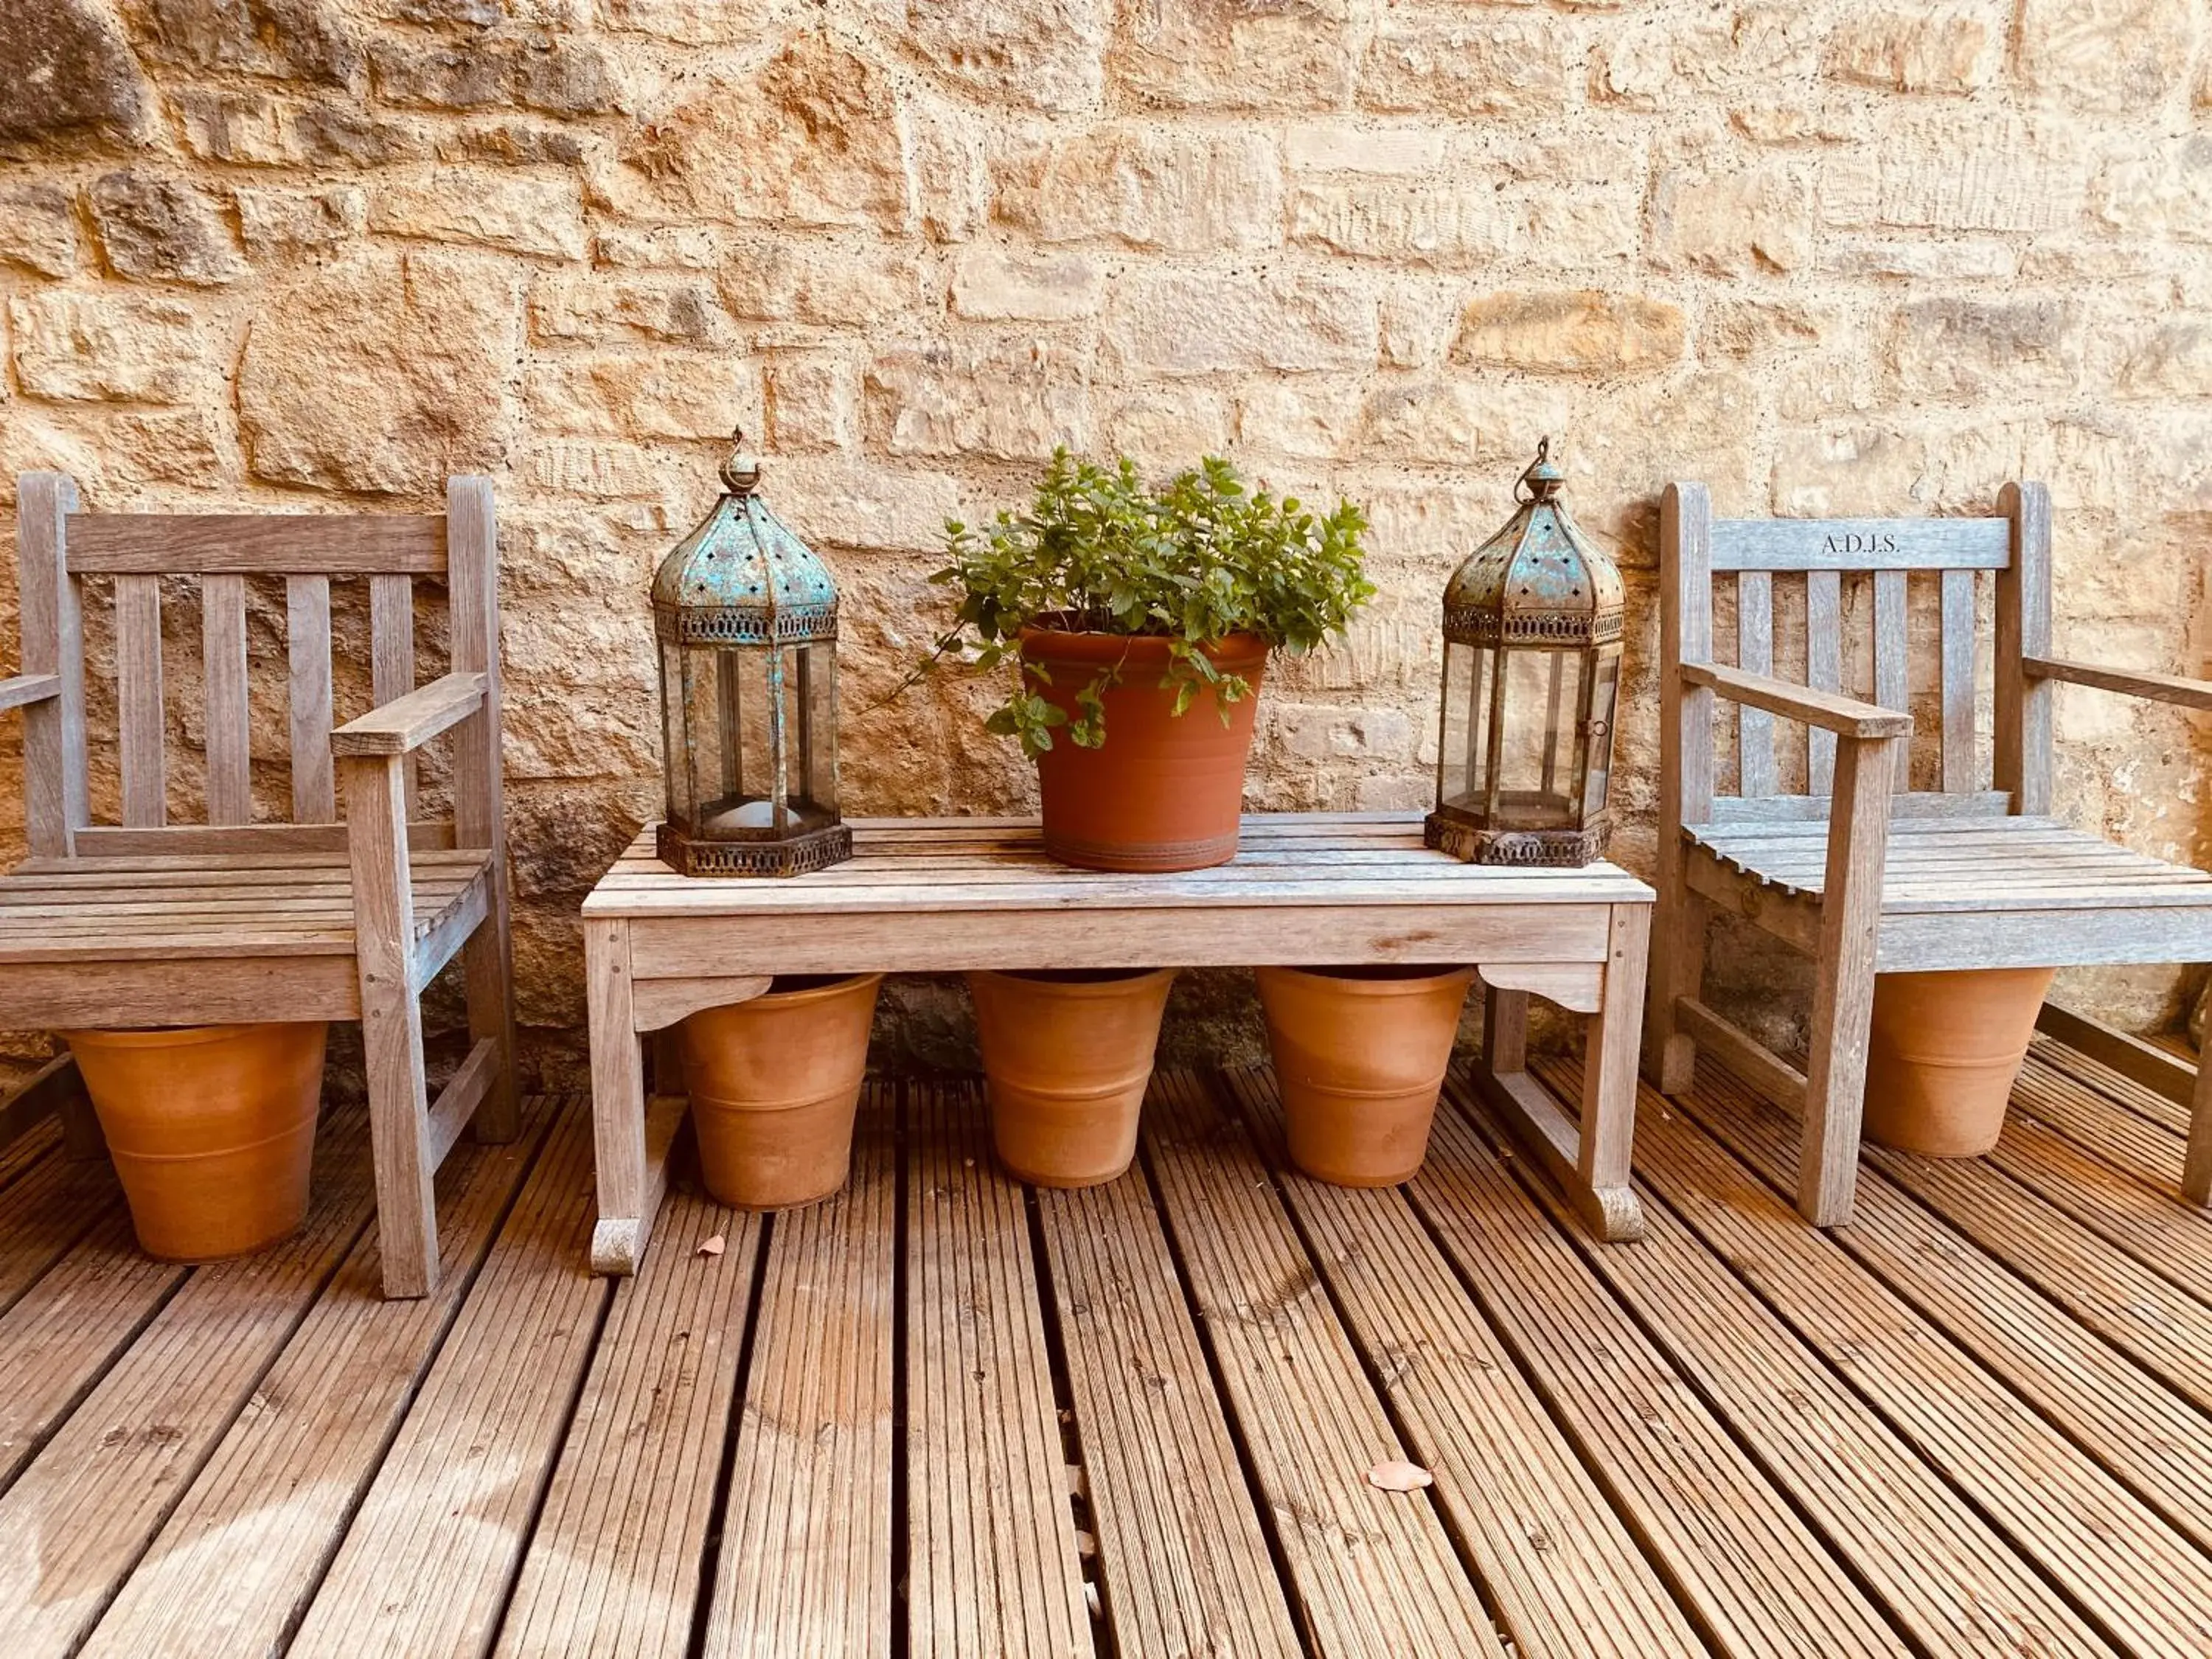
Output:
(655, 602), (838, 647)
(1443, 606), (1624, 647)
(657, 820), (854, 877)
(1424, 814), (1610, 869)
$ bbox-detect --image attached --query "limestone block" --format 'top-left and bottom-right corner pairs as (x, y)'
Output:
(440, 120), (590, 168)
(1650, 164), (1813, 275)
(292, 101), (425, 165)
(238, 248), (520, 493)
(950, 246), (1103, 321)
(1361, 12), (1571, 115)
(1888, 297), (2079, 400)
(2114, 321), (2212, 397)
(130, 0), (361, 88)
(1858, 127), (2086, 233)
(173, 90), (300, 164)
(528, 437), (665, 500)
(766, 355), (856, 453)
(905, 94), (989, 243)
(514, 37), (624, 116)
(370, 168), (588, 260)
(528, 354), (762, 441)
(594, 225), (723, 271)
(900, 0), (1107, 112)
(625, 33), (914, 233)
(1286, 122), (1445, 175)
(1820, 237), (2017, 282)
(2094, 136), (2212, 243)
(2018, 0), (2198, 111)
(1379, 279), (1465, 369)
(1106, 269), (1380, 376)
(0, 0), (150, 142)
(596, 0), (787, 45)
(1111, 0), (1355, 111)
(998, 126), (1282, 254)
(1771, 427), (1930, 516)
(0, 187), (80, 278)
(369, 38), (512, 108)
(1700, 299), (1826, 361)
(864, 341), (1091, 462)
(11, 291), (208, 403)
(759, 455), (962, 552)
(1237, 380), (1363, 459)
(1825, 7), (1994, 93)
(531, 271), (733, 346)
(88, 170), (246, 285)
(1102, 388), (1234, 467)
(1453, 290), (1686, 375)
(720, 237), (928, 327)
(1289, 178), (1514, 265)
(1359, 378), (1571, 467)
(236, 185), (366, 258)
(108, 408), (225, 486)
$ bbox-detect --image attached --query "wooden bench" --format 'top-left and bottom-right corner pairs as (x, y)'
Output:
(582, 812), (1655, 1274)
(0, 474), (518, 1298)
(1646, 481), (2212, 1226)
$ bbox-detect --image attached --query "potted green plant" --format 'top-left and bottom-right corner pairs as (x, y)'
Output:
(923, 449), (1374, 872)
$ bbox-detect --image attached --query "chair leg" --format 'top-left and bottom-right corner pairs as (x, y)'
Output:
(462, 883), (519, 1144)
(1798, 939), (1879, 1225)
(1644, 884), (1707, 1096)
(2185, 1042), (2212, 1208)
(362, 971), (439, 1298)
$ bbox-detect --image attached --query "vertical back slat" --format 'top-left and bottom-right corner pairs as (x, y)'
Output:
(1663, 482), (1715, 824)
(115, 574), (166, 827)
(1871, 569), (1910, 787)
(1995, 482), (2053, 816)
(1805, 569), (1842, 793)
(203, 573), (251, 824)
(1938, 568), (1976, 794)
(16, 473), (87, 857)
(370, 573), (419, 813)
(287, 574), (335, 823)
(1735, 570), (1775, 798)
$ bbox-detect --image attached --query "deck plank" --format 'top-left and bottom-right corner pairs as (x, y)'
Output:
(1035, 1110), (1305, 1659)
(1214, 1068), (1709, 1659)
(0, 1104), (375, 1656)
(286, 1106), (604, 1658)
(1441, 1082), (2113, 1658)
(1585, 1058), (2212, 1655)
(498, 1180), (762, 1658)
(703, 1091), (896, 1659)
(77, 1096), (554, 1659)
(908, 1079), (1093, 1659)
(1988, 1109), (2212, 1308)
(0, 1135), (130, 1317)
(1417, 1078), (1908, 1659)
(1144, 1072), (1506, 1659)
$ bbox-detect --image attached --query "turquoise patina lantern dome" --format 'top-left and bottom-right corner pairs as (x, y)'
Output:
(1426, 437), (1625, 867)
(652, 433), (851, 876)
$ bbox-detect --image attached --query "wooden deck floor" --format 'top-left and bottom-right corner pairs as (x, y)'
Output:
(2, 1035), (2211, 1656)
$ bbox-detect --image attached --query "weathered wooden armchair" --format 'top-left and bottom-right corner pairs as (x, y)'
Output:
(1646, 481), (2212, 1225)
(0, 473), (517, 1298)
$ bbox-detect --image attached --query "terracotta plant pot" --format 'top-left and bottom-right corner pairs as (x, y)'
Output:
(681, 973), (883, 1209)
(1020, 626), (1267, 872)
(62, 1021), (326, 1261)
(967, 967), (1178, 1187)
(1256, 965), (1477, 1187)
(1863, 966), (2056, 1157)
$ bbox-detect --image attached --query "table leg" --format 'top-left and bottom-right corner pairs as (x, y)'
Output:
(1463, 905), (1649, 1242)
(588, 917), (664, 1276)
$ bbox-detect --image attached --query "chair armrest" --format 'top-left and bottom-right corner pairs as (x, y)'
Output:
(331, 670), (486, 758)
(1680, 663), (1911, 740)
(0, 674), (61, 714)
(2023, 655), (2212, 713)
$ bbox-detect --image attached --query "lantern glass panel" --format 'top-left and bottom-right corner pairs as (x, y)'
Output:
(798, 640), (840, 818)
(659, 639), (692, 832)
(1438, 639), (1489, 812)
(1492, 647), (1585, 830)
(1583, 647), (1621, 816)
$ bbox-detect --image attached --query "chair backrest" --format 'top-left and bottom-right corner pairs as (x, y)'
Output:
(1660, 480), (2052, 830)
(11, 473), (501, 861)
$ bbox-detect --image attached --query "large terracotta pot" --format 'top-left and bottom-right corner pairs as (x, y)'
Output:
(967, 967), (1177, 1187)
(1020, 625), (1267, 872)
(1256, 965), (1476, 1187)
(681, 973), (882, 1209)
(62, 1021), (325, 1260)
(1863, 966), (2055, 1157)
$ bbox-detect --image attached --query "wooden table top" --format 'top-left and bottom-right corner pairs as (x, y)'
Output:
(582, 813), (1652, 919)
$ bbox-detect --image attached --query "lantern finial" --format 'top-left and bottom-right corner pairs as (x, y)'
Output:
(719, 428), (762, 496)
(1519, 436), (1564, 504)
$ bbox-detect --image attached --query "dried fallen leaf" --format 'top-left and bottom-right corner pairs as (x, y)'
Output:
(1366, 1459), (1433, 1493)
(697, 1234), (726, 1258)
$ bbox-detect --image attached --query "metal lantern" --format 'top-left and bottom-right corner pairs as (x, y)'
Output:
(1425, 437), (1624, 867)
(653, 434), (851, 877)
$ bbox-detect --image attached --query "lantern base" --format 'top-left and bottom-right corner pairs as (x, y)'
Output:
(657, 821), (854, 878)
(1424, 814), (1609, 869)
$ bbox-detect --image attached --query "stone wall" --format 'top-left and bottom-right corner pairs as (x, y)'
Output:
(2, 0), (2210, 1078)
